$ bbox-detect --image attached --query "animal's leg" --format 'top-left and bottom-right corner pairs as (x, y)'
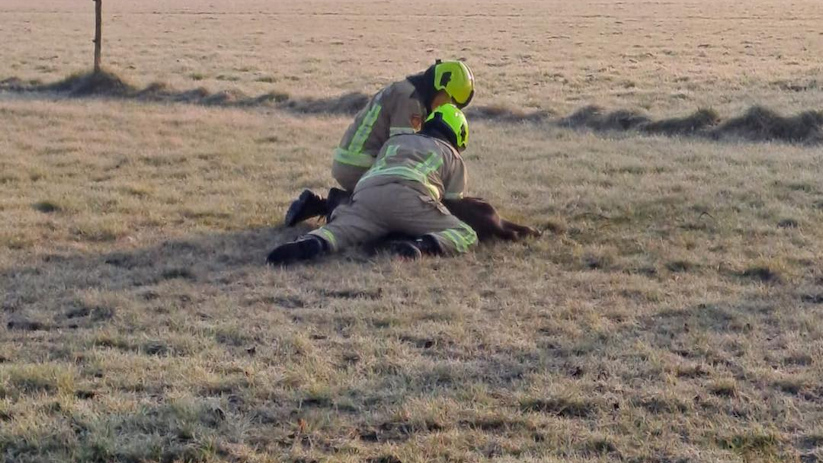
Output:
(501, 219), (542, 239)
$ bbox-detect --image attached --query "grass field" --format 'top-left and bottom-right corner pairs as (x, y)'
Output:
(2, 1), (823, 462)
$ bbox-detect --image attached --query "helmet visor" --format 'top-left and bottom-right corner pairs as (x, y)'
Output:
(454, 89), (474, 110)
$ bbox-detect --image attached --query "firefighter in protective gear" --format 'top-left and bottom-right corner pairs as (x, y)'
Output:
(283, 60), (475, 227)
(267, 104), (477, 265)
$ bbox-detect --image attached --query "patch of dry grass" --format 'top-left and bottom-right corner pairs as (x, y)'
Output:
(3, 95), (823, 462)
(2, 1), (823, 462)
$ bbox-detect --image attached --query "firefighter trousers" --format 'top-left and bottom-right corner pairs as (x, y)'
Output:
(331, 160), (368, 193)
(308, 182), (477, 255)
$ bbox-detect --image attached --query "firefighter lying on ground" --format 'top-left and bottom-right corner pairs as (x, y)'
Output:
(267, 104), (477, 265)
(283, 60), (475, 227)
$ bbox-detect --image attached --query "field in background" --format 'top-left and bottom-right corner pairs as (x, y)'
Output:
(2, 1), (823, 462)
(3, 0), (823, 114)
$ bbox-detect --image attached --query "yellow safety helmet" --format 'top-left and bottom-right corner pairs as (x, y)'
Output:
(425, 103), (469, 152)
(433, 60), (475, 109)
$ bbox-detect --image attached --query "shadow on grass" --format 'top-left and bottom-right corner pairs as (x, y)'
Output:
(560, 105), (823, 145)
(0, 70), (368, 115)
(3, 71), (822, 144)
(0, 221), (816, 461)
(1, 224), (302, 324)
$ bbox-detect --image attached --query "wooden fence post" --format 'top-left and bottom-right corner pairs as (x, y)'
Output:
(93, 0), (102, 73)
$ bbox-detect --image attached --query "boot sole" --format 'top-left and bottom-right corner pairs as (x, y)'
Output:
(267, 237), (324, 265)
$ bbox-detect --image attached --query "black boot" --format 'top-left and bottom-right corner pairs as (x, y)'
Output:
(388, 235), (443, 260)
(266, 235), (328, 266)
(284, 190), (328, 227)
(325, 187), (351, 222)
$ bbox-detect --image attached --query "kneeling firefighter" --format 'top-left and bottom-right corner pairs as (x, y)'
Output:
(267, 104), (477, 264)
(283, 60), (475, 226)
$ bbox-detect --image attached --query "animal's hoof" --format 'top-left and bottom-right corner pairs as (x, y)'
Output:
(285, 190), (327, 227)
(387, 241), (423, 260)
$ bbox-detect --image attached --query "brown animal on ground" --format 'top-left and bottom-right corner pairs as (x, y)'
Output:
(363, 196), (540, 255)
(443, 196), (541, 242)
